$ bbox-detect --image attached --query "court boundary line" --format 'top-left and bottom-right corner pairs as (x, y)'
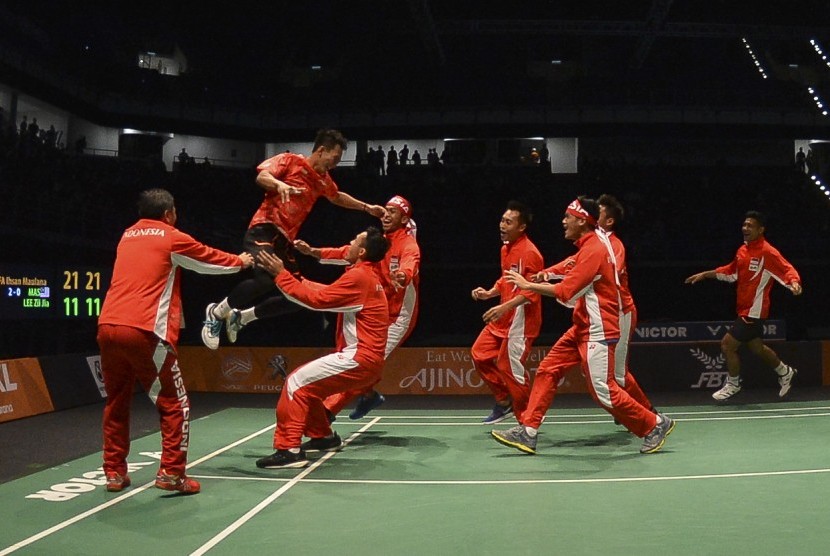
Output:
(189, 416), (382, 556)
(0, 423), (277, 556)
(189, 467), (830, 486)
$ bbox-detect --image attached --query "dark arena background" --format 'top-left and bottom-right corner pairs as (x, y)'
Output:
(2, 3), (830, 554)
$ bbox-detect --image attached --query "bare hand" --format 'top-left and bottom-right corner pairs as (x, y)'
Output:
(276, 182), (306, 203)
(471, 287), (489, 301)
(504, 270), (530, 289)
(257, 251), (285, 276)
(685, 272), (709, 284)
(365, 204), (387, 219)
(293, 239), (313, 256)
(530, 271), (548, 283)
(483, 304), (507, 323)
(790, 282), (803, 296)
(238, 252), (255, 269)
(390, 270), (407, 290)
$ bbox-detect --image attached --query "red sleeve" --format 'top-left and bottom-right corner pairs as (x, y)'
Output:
(765, 246), (801, 285)
(396, 240), (421, 286)
(544, 257), (576, 279)
(714, 258), (738, 282)
(519, 248), (544, 304)
(276, 268), (364, 312)
(257, 154), (289, 178)
(319, 245), (351, 265)
(552, 248), (601, 303)
(170, 230), (243, 274)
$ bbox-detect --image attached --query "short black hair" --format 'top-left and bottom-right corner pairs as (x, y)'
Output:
(313, 129), (348, 152)
(745, 210), (766, 227)
(506, 199), (533, 226)
(577, 196), (600, 226)
(363, 226), (389, 262)
(137, 188), (174, 219)
(598, 194), (624, 223)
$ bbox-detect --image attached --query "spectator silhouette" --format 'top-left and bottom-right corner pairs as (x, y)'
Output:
(412, 149), (421, 165)
(400, 144), (409, 166)
(387, 145), (398, 171)
(376, 145), (386, 175)
(795, 147), (806, 174)
(178, 148), (191, 165)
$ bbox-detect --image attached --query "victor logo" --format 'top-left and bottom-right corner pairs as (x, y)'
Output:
(221, 355), (252, 381)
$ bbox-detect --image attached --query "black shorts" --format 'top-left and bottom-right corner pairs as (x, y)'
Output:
(728, 316), (763, 343)
(243, 223), (299, 275)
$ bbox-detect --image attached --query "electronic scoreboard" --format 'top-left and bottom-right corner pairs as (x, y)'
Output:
(0, 264), (111, 319)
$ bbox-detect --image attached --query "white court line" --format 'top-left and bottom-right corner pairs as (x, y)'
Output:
(0, 423), (277, 556)
(357, 405), (830, 420)
(370, 411), (830, 426)
(189, 416), (382, 556)
(298, 467), (830, 485)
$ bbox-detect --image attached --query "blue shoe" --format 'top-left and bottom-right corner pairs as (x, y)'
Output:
(482, 404), (513, 425)
(349, 392), (385, 419)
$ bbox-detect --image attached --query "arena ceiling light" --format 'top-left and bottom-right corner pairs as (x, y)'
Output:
(741, 37), (768, 79)
(809, 39), (830, 70)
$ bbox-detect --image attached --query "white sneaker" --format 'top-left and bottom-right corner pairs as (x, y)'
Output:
(200, 303), (222, 350)
(777, 366), (797, 398)
(712, 380), (741, 401)
(225, 309), (244, 344)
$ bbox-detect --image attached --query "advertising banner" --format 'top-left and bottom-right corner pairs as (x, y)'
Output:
(38, 354), (106, 410)
(0, 358), (54, 423)
(632, 320), (785, 343)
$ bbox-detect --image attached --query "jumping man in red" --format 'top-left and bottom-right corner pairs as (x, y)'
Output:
(492, 197), (674, 455)
(98, 189), (253, 494)
(201, 129), (386, 349)
(686, 210), (802, 401)
(471, 200), (543, 425)
(255, 227), (389, 468)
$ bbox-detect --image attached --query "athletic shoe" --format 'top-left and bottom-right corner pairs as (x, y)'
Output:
(256, 449), (309, 469)
(482, 404), (513, 425)
(300, 432), (343, 453)
(105, 472), (131, 492)
(778, 366), (797, 398)
(349, 392), (385, 419)
(491, 425), (537, 454)
(640, 414), (676, 454)
(712, 380), (741, 401)
(201, 303), (222, 350)
(225, 309), (244, 344)
(154, 471), (201, 494)
(267, 355), (288, 380)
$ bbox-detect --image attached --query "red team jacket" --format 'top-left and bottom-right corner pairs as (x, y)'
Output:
(551, 231), (621, 342)
(276, 261), (389, 369)
(99, 219), (245, 345)
(714, 236), (801, 319)
(250, 153), (340, 240)
(488, 234), (543, 339)
(319, 227), (420, 327)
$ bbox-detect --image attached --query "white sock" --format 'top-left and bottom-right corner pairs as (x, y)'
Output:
(240, 307), (257, 325)
(288, 448), (300, 454)
(212, 298), (232, 319)
(525, 426), (538, 437)
(727, 375), (740, 385)
(774, 362), (788, 376)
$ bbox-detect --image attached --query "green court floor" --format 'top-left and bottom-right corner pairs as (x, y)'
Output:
(2, 402), (829, 555)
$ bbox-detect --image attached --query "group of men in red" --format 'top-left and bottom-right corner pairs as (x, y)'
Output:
(96, 128), (803, 494)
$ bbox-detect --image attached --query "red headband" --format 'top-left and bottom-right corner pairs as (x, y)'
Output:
(565, 199), (597, 226)
(387, 195), (412, 216)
